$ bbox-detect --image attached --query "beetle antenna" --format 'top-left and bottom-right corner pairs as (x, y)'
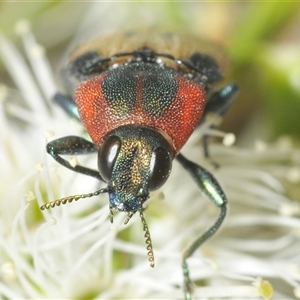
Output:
(139, 210), (155, 268)
(40, 188), (108, 210)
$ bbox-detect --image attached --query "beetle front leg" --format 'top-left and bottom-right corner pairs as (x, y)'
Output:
(47, 135), (104, 181)
(176, 153), (227, 300)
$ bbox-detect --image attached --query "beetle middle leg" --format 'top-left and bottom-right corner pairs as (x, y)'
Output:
(53, 92), (81, 121)
(201, 83), (239, 167)
(176, 153), (227, 300)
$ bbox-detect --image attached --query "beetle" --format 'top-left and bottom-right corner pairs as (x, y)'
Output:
(40, 30), (238, 300)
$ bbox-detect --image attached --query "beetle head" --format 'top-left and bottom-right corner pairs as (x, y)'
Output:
(98, 125), (173, 213)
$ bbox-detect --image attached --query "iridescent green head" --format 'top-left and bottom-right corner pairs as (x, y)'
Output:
(97, 125), (173, 213)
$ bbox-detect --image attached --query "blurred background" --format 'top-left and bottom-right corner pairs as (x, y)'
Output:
(1, 3), (300, 299)
(0, 1), (300, 144)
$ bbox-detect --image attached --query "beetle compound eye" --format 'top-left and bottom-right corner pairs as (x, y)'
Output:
(149, 147), (172, 191)
(98, 136), (121, 182)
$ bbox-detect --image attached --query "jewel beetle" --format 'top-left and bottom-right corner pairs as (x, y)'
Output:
(40, 30), (239, 300)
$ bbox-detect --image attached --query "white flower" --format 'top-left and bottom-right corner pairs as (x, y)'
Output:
(1, 17), (300, 300)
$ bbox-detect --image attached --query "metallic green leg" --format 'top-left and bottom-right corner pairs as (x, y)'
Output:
(47, 135), (104, 181)
(176, 153), (227, 300)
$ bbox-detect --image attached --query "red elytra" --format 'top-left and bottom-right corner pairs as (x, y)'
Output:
(75, 71), (206, 154)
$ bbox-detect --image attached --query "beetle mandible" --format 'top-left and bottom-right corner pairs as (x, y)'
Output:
(40, 30), (238, 300)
